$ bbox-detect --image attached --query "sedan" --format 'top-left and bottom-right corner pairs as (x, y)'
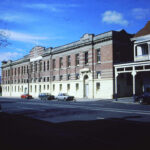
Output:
(55, 93), (74, 101)
(39, 93), (55, 100)
(21, 94), (33, 99)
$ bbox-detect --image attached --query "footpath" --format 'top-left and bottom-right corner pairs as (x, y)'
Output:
(76, 97), (135, 104)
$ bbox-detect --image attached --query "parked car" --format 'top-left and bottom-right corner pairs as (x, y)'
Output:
(55, 93), (74, 101)
(39, 93), (55, 100)
(21, 94), (33, 99)
(0, 104), (2, 112)
(135, 88), (150, 104)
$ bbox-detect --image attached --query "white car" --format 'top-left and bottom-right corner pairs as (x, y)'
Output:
(55, 93), (74, 101)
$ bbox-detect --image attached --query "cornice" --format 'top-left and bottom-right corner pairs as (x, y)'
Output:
(52, 32), (113, 54)
(2, 58), (30, 69)
(1, 31), (113, 68)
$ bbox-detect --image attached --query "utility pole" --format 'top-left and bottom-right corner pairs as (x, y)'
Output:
(91, 35), (95, 99)
(27, 66), (30, 96)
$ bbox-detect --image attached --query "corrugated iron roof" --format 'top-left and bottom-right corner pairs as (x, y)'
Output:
(134, 21), (150, 38)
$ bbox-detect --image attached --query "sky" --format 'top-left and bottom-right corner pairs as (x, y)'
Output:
(0, 0), (150, 63)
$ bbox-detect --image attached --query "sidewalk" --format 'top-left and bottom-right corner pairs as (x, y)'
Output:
(112, 97), (136, 104)
(1, 96), (136, 104)
(76, 97), (136, 104)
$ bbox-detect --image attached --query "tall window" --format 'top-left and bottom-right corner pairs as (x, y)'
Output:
(44, 61), (46, 71)
(47, 61), (49, 70)
(53, 84), (55, 91)
(35, 85), (37, 92)
(43, 77), (46, 82)
(60, 84), (62, 91)
(24, 66), (26, 74)
(18, 67), (20, 75)
(47, 85), (49, 90)
(8, 70), (10, 76)
(67, 84), (70, 91)
(85, 52), (88, 64)
(21, 66), (23, 74)
(27, 65), (29, 74)
(39, 85), (41, 93)
(67, 55), (71, 67)
(76, 54), (79, 66)
(76, 83), (79, 91)
(35, 62), (37, 72)
(60, 57), (63, 68)
(15, 68), (16, 76)
(40, 61), (42, 71)
(60, 75), (63, 81)
(31, 64), (33, 72)
(96, 83), (100, 90)
(11, 69), (13, 76)
(96, 71), (101, 79)
(76, 73), (79, 80)
(53, 59), (56, 69)
(30, 85), (32, 92)
(97, 49), (101, 63)
(53, 76), (55, 81)
(67, 74), (70, 80)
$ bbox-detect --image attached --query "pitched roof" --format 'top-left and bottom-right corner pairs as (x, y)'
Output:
(134, 21), (150, 38)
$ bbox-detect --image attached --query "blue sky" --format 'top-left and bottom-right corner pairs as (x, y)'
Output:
(0, 0), (150, 62)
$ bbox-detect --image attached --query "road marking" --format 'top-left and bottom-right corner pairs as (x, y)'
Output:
(97, 117), (104, 120)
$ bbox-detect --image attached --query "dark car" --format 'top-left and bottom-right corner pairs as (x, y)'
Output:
(39, 93), (55, 100)
(135, 88), (150, 104)
(21, 94), (33, 99)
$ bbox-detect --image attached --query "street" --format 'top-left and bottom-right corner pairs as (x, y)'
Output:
(0, 97), (150, 150)
(1, 97), (150, 123)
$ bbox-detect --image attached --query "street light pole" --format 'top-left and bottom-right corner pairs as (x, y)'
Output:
(27, 67), (30, 96)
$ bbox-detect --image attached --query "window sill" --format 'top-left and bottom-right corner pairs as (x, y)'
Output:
(136, 54), (148, 57)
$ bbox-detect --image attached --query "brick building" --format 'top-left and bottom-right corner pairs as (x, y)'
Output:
(1, 30), (133, 99)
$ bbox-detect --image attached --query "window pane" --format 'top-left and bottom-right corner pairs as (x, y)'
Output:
(85, 52), (88, 64)
(97, 49), (101, 62)
(68, 56), (71, 67)
(76, 54), (79, 66)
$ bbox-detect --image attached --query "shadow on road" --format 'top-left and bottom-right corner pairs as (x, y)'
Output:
(0, 112), (149, 150)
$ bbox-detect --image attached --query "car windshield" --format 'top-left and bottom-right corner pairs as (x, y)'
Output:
(41, 93), (49, 95)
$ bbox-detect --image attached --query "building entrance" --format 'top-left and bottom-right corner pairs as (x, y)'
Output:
(84, 75), (89, 98)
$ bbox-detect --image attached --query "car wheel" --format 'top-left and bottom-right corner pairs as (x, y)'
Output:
(139, 98), (143, 104)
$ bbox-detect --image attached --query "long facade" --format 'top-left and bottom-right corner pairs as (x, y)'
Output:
(1, 30), (133, 99)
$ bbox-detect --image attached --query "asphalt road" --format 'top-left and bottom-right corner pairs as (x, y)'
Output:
(1, 97), (150, 123)
(0, 97), (150, 150)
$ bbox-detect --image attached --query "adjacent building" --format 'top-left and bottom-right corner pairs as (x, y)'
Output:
(114, 21), (150, 98)
(1, 30), (133, 99)
(0, 76), (1, 96)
